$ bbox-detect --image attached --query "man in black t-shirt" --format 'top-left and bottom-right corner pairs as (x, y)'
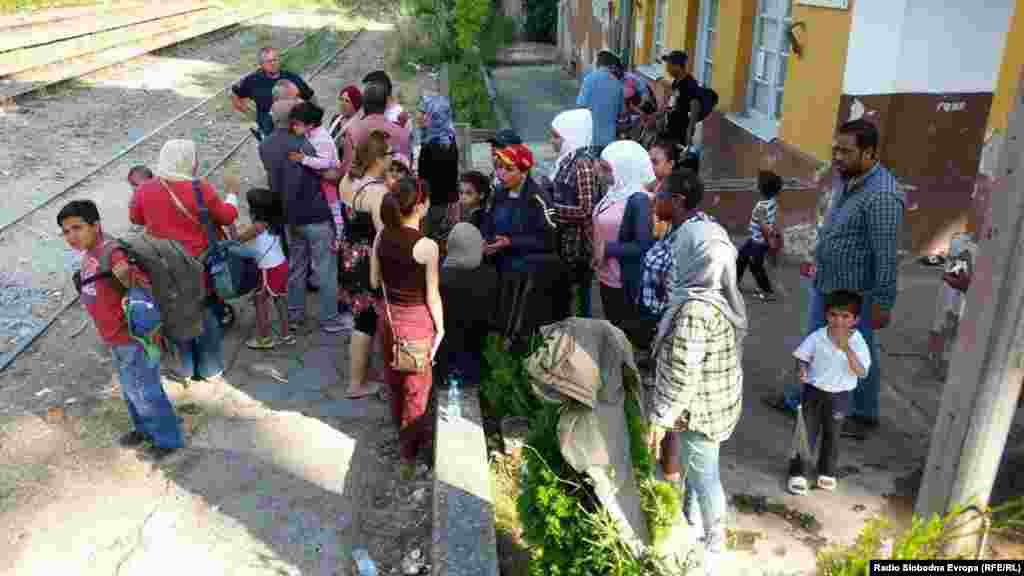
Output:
(232, 47), (314, 139)
(659, 50), (703, 150)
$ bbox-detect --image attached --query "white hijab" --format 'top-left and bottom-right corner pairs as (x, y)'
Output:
(156, 139), (197, 182)
(593, 140), (655, 216)
(550, 108), (593, 179)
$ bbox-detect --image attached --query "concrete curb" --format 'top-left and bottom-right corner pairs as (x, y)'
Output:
(431, 387), (499, 576)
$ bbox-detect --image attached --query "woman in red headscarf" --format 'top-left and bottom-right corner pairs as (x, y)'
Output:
(329, 85), (363, 146)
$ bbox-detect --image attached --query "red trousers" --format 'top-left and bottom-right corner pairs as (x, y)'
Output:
(377, 302), (435, 461)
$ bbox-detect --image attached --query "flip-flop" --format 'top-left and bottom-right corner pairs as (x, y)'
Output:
(344, 384), (381, 399)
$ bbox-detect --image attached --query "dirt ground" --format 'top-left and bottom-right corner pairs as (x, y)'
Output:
(1, 9), (438, 574)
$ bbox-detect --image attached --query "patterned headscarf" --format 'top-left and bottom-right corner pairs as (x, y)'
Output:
(418, 94), (456, 146)
(494, 144), (535, 173)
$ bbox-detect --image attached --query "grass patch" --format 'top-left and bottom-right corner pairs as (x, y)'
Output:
(492, 453), (530, 576)
(448, 58), (496, 129)
(76, 396), (134, 451)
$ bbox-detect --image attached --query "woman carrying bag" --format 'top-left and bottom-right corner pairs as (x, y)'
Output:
(370, 176), (444, 479)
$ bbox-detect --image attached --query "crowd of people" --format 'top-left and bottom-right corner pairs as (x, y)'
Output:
(57, 44), (906, 571)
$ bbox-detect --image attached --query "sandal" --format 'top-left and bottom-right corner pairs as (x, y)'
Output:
(817, 475), (837, 491)
(788, 475), (808, 495)
(246, 336), (275, 350)
(344, 384), (380, 399)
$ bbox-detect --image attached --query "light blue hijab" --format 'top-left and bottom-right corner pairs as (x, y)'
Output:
(418, 95), (456, 146)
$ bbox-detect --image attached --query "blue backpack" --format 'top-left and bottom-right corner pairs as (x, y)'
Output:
(192, 180), (259, 300)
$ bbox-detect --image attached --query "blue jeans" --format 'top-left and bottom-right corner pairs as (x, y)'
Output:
(678, 430), (728, 552)
(286, 222), (339, 326)
(175, 304), (225, 380)
(784, 287), (880, 420)
(112, 343), (183, 449)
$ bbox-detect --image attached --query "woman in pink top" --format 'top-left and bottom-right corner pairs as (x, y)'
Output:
(592, 140), (656, 347)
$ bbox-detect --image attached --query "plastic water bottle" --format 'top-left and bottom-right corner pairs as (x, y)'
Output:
(351, 548), (377, 576)
(447, 371), (462, 419)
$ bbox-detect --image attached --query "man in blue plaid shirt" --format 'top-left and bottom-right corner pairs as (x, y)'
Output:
(766, 119), (905, 439)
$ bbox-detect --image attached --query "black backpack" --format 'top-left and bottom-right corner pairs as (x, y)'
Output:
(697, 85), (718, 123)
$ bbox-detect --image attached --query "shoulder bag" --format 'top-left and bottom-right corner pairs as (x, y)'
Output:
(380, 269), (433, 374)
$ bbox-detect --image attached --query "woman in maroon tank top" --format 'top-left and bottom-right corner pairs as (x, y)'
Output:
(370, 176), (444, 477)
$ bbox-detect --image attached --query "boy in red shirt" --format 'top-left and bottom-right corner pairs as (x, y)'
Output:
(60, 200), (183, 460)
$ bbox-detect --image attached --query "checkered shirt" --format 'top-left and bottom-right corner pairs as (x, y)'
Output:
(551, 149), (600, 263)
(815, 163), (905, 311)
(641, 211), (716, 316)
(652, 299), (742, 442)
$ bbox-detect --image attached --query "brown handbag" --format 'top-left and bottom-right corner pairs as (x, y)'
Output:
(381, 278), (433, 374)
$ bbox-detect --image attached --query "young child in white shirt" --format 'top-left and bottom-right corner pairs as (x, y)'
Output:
(788, 289), (872, 495)
(237, 187), (292, 350)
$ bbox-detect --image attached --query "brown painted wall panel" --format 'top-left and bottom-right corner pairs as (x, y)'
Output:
(836, 92), (993, 255)
(700, 113), (822, 234)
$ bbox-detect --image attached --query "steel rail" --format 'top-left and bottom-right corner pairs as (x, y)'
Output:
(0, 22), (324, 235)
(0, 25), (364, 374)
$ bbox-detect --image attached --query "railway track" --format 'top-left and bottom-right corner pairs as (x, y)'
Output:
(0, 25), (365, 373)
(0, 6), (273, 102)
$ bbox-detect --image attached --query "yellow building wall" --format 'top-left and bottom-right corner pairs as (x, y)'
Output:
(713, 0), (757, 113)
(666, 0), (700, 60)
(777, 4), (854, 161)
(986, 0), (1024, 135)
(632, 0), (699, 68)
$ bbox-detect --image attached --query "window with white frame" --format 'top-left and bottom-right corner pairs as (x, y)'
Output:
(697, 0), (719, 87)
(650, 0), (667, 63)
(748, 0), (792, 121)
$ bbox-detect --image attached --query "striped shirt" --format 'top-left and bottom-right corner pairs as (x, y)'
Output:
(652, 299), (741, 442)
(749, 198), (777, 244)
(814, 163), (905, 311)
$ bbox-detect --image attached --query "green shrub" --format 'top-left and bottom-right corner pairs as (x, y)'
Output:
(514, 346), (686, 575)
(480, 334), (542, 420)
(524, 0), (557, 43)
(817, 498), (1024, 575)
(449, 58), (498, 129)
(480, 10), (519, 64)
(453, 0), (491, 53)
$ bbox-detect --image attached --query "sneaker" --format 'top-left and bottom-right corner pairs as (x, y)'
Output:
(277, 334), (297, 346)
(322, 314), (353, 334)
(246, 336), (275, 350)
(788, 475), (808, 495)
(817, 475), (837, 491)
(118, 430), (148, 448)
